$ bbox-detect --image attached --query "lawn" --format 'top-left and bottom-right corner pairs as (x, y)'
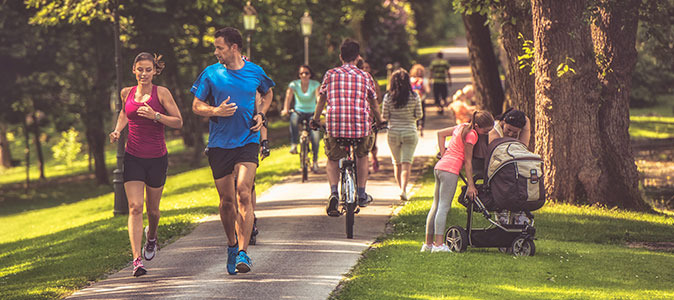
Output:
(0, 121), (300, 300)
(330, 168), (674, 300)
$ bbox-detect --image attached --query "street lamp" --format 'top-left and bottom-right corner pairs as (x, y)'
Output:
(112, 0), (128, 215)
(243, 1), (257, 59)
(300, 11), (313, 65)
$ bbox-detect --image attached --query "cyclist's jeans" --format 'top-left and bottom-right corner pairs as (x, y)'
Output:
(290, 111), (321, 162)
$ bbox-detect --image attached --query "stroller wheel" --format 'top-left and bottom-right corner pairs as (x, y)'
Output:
(511, 236), (535, 256)
(445, 226), (468, 253)
(498, 247), (512, 254)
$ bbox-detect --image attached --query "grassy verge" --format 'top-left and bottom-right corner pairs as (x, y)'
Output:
(330, 168), (674, 300)
(629, 115), (674, 140)
(0, 140), (301, 300)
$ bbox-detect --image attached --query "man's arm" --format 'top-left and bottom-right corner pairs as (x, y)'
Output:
(313, 93), (327, 121)
(192, 96), (236, 117)
(367, 95), (383, 124)
(258, 88), (273, 115)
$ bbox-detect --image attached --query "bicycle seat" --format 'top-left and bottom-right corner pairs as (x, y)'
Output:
(335, 137), (363, 147)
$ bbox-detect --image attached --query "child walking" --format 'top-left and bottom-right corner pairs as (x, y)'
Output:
(422, 111), (494, 252)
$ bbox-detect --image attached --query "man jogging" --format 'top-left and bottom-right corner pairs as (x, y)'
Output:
(191, 27), (274, 274)
(311, 39), (383, 216)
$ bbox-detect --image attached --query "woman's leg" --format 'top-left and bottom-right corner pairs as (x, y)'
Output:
(145, 185), (164, 240)
(400, 132), (419, 195)
(433, 171), (459, 245)
(393, 163), (402, 189)
(425, 170), (442, 245)
(125, 181), (146, 259)
(400, 162), (412, 196)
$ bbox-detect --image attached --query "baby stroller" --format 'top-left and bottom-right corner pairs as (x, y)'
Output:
(444, 137), (546, 256)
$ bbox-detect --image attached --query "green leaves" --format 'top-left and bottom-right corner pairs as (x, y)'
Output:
(26, 0), (115, 26)
(517, 32), (535, 75)
(556, 56), (577, 78)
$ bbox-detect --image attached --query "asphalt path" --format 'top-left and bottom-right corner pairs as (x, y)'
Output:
(67, 49), (468, 300)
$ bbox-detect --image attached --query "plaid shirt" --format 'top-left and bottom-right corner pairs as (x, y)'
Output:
(319, 64), (376, 138)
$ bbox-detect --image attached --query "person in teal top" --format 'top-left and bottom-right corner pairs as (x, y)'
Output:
(281, 65), (321, 172)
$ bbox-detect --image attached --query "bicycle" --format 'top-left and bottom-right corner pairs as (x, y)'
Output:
(298, 118), (312, 182)
(312, 120), (387, 239)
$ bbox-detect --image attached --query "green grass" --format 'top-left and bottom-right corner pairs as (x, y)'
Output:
(0, 140), (303, 300)
(629, 116), (674, 140)
(330, 168), (674, 300)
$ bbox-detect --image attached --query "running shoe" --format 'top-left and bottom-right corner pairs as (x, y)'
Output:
(312, 161), (319, 173)
(420, 244), (432, 252)
(431, 244), (451, 253)
(227, 244), (238, 275)
(326, 193), (340, 217)
(142, 226), (159, 261)
(249, 217), (258, 245)
(289, 144), (298, 154)
(235, 251), (252, 273)
(132, 257), (146, 277)
(358, 193), (373, 207)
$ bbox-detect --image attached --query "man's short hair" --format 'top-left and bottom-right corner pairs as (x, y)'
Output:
(340, 39), (360, 63)
(437, 51), (444, 58)
(501, 108), (527, 129)
(215, 27), (243, 51)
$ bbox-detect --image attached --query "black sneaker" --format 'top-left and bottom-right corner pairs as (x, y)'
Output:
(358, 193), (373, 207)
(249, 217), (258, 245)
(326, 193), (340, 217)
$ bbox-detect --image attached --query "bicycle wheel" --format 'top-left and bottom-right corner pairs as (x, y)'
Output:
(344, 167), (356, 239)
(300, 136), (309, 182)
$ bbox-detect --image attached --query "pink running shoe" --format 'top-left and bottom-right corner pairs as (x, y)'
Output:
(132, 257), (146, 277)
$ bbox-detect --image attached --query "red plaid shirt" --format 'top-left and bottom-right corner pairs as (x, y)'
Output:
(319, 64), (376, 138)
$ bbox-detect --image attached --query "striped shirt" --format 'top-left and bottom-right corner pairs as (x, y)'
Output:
(319, 64), (376, 138)
(382, 92), (423, 132)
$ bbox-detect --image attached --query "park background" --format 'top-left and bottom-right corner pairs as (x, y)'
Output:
(1, 0), (673, 299)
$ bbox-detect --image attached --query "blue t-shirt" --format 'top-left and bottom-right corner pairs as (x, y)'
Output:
(191, 61), (275, 149)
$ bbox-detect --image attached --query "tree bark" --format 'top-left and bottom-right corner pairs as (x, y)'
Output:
(591, 0), (649, 210)
(0, 122), (12, 168)
(531, 0), (604, 204)
(31, 113), (46, 180)
(23, 119), (30, 191)
(497, 0), (536, 148)
(462, 12), (505, 115)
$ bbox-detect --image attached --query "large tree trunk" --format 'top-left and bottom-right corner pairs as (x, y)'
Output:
(531, 0), (604, 204)
(463, 12), (505, 115)
(0, 122), (12, 168)
(497, 0), (536, 148)
(31, 113), (46, 180)
(591, 0), (649, 210)
(23, 119), (30, 190)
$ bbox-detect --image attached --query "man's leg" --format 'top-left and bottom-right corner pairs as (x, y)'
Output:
(233, 162), (257, 273)
(214, 175), (238, 247)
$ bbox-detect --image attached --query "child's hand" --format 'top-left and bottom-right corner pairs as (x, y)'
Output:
(466, 185), (478, 200)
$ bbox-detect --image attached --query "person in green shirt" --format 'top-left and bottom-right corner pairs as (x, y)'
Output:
(429, 52), (451, 115)
(281, 65), (322, 172)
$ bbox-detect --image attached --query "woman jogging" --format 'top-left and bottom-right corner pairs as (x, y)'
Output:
(382, 69), (422, 201)
(422, 111), (493, 253)
(110, 52), (183, 276)
(281, 65), (321, 172)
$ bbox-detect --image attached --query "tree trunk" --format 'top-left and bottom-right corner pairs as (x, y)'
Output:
(497, 0), (536, 148)
(0, 122), (12, 168)
(531, 0), (604, 204)
(590, 0), (649, 210)
(31, 114), (46, 180)
(23, 119), (30, 191)
(462, 12), (505, 115)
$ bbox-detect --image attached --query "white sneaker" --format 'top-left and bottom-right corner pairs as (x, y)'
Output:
(431, 244), (451, 253)
(289, 144), (298, 154)
(312, 161), (319, 173)
(400, 190), (408, 200)
(420, 244), (432, 252)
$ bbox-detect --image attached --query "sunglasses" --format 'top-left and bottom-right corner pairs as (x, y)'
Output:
(300, 72), (310, 75)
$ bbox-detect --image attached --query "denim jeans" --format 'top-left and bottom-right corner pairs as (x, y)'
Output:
(289, 111), (321, 162)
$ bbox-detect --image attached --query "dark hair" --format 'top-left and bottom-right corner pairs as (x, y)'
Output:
(215, 27), (243, 51)
(133, 52), (165, 75)
(462, 110), (494, 141)
(356, 58), (364, 69)
(340, 39), (360, 63)
(497, 107), (527, 128)
(436, 51), (444, 58)
(388, 69), (412, 109)
(297, 65), (314, 79)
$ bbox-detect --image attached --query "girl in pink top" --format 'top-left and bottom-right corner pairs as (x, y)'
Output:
(109, 53), (183, 277)
(422, 111), (493, 252)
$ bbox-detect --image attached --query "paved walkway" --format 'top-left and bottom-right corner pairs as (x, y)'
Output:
(67, 49), (469, 300)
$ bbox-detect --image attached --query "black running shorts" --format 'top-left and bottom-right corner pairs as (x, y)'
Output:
(123, 152), (168, 188)
(206, 143), (259, 180)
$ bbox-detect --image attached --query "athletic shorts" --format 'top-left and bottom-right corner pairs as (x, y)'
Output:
(324, 134), (374, 161)
(123, 152), (168, 188)
(206, 143), (259, 179)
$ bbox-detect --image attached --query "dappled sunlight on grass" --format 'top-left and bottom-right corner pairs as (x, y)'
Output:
(629, 115), (674, 139)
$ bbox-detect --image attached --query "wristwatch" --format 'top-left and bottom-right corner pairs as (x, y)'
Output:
(258, 112), (267, 127)
(154, 112), (162, 122)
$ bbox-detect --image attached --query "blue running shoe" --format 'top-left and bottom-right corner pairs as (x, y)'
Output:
(227, 244), (238, 275)
(235, 251), (252, 273)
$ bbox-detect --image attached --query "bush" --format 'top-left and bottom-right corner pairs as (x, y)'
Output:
(51, 128), (82, 167)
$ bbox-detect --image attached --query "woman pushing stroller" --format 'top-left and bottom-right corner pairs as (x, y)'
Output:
(422, 111), (494, 252)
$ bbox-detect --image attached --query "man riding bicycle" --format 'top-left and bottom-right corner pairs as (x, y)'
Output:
(311, 39), (384, 216)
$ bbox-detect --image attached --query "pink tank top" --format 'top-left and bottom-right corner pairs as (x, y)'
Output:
(435, 124), (478, 174)
(125, 85), (167, 158)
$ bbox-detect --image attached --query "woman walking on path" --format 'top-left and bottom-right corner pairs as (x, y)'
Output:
(110, 52), (183, 276)
(360, 60), (383, 172)
(382, 69), (422, 200)
(422, 111), (493, 253)
(281, 65), (321, 172)
(409, 64), (428, 137)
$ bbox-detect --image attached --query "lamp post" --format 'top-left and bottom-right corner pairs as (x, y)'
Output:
(300, 11), (313, 65)
(243, 1), (257, 59)
(112, 0), (128, 215)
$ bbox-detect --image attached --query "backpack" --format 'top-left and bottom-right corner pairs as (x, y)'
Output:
(485, 137), (545, 212)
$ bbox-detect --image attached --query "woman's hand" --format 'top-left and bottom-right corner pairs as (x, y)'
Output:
(137, 103), (157, 120)
(109, 131), (120, 143)
(466, 184), (478, 200)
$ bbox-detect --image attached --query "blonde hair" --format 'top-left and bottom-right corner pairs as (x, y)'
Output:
(409, 64), (425, 77)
